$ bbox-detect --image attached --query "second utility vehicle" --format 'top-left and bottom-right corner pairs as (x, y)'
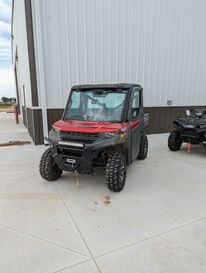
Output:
(168, 108), (206, 151)
(39, 84), (149, 192)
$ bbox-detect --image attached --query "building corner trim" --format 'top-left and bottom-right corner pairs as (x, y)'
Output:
(24, 0), (39, 107)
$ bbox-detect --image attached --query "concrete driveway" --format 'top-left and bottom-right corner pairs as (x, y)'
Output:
(0, 112), (206, 273)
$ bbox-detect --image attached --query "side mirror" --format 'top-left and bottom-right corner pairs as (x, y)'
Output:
(186, 109), (191, 117)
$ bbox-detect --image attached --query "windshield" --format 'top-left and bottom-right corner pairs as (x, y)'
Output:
(64, 89), (127, 122)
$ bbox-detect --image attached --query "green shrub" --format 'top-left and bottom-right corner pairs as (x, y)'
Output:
(0, 103), (12, 108)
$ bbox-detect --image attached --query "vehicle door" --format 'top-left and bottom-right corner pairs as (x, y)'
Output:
(128, 88), (142, 161)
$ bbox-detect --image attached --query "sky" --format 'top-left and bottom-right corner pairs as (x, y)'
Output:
(0, 0), (15, 98)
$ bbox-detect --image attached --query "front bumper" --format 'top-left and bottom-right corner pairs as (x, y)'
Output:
(173, 122), (206, 143)
(47, 135), (127, 174)
(54, 148), (93, 174)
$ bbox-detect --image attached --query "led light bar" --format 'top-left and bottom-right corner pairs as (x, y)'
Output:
(58, 141), (84, 148)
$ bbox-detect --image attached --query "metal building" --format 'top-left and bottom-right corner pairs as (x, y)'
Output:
(12, 0), (206, 144)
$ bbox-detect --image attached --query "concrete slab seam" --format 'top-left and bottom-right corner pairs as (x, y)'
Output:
(52, 259), (92, 273)
(95, 215), (206, 259)
(0, 222), (89, 258)
(54, 184), (103, 273)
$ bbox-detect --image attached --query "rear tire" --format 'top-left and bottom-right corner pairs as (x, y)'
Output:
(105, 152), (127, 192)
(39, 148), (62, 181)
(137, 134), (148, 160)
(168, 130), (182, 151)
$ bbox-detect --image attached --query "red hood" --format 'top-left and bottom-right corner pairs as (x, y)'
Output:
(53, 120), (128, 133)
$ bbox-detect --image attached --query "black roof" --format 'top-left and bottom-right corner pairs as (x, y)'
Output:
(72, 83), (141, 90)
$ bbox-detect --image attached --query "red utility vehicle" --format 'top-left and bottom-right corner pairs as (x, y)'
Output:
(39, 84), (149, 192)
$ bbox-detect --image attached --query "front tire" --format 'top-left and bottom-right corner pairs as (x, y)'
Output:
(105, 152), (127, 192)
(39, 148), (62, 181)
(137, 134), (148, 160)
(168, 130), (182, 151)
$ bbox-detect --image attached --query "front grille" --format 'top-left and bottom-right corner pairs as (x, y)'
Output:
(58, 146), (83, 157)
(182, 128), (196, 137)
(60, 131), (99, 144)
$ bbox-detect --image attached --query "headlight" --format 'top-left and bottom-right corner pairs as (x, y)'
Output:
(103, 131), (127, 138)
(53, 128), (60, 133)
(49, 128), (61, 142)
(103, 132), (119, 138)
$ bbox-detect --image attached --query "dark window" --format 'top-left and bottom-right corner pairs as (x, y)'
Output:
(128, 89), (140, 120)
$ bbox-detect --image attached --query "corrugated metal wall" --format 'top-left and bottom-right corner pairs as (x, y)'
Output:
(32, 0), (206, 109)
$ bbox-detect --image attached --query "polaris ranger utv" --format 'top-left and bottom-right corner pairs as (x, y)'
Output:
(168, 109), (206, 152)
(39, 84), (149, 192)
